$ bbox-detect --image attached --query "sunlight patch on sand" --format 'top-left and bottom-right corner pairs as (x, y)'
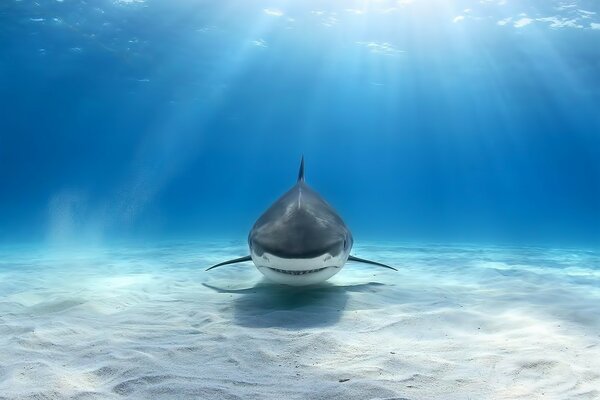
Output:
(0, 242), (598, 399)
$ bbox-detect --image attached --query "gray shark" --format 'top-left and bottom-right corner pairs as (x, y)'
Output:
(207, 157), (396, 286)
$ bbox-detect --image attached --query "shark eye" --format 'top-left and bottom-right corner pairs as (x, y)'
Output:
(343, 239), (347, 249)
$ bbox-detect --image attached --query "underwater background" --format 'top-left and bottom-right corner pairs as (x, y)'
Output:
(1, 1), (600, 399)
(1, 0), (599, 247)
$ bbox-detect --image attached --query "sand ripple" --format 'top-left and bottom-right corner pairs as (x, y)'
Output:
(0, 242), (599, 399)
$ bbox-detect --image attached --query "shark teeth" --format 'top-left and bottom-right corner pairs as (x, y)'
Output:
(269, 267), (327, 275)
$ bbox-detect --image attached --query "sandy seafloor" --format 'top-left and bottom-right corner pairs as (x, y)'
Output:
(0, 241), (599, 400)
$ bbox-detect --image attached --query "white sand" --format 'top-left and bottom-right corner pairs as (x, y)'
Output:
(0, 241), (599, 399)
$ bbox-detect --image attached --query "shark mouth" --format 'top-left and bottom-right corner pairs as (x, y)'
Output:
(267, 267), (328, 275)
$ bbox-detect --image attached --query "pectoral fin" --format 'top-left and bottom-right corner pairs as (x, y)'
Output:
(206, 255), (252, 271)
(347, 255), (398, 271)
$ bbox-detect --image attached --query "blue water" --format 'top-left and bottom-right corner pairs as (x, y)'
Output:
(1, 0), (599, 247)
(1, 3), (600, 398)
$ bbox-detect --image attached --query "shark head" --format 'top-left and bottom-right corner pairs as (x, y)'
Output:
(248, 165), (353, 285)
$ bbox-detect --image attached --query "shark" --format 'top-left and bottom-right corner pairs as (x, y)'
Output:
(207, 157), (396, 286)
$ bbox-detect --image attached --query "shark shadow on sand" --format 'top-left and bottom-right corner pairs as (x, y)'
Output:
(202, 281), (387, 329)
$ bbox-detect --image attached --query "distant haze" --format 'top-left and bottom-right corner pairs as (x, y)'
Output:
(0, 0), (599, 247)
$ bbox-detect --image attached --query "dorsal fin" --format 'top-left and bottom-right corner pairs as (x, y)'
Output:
(297, 155), (305, 182)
